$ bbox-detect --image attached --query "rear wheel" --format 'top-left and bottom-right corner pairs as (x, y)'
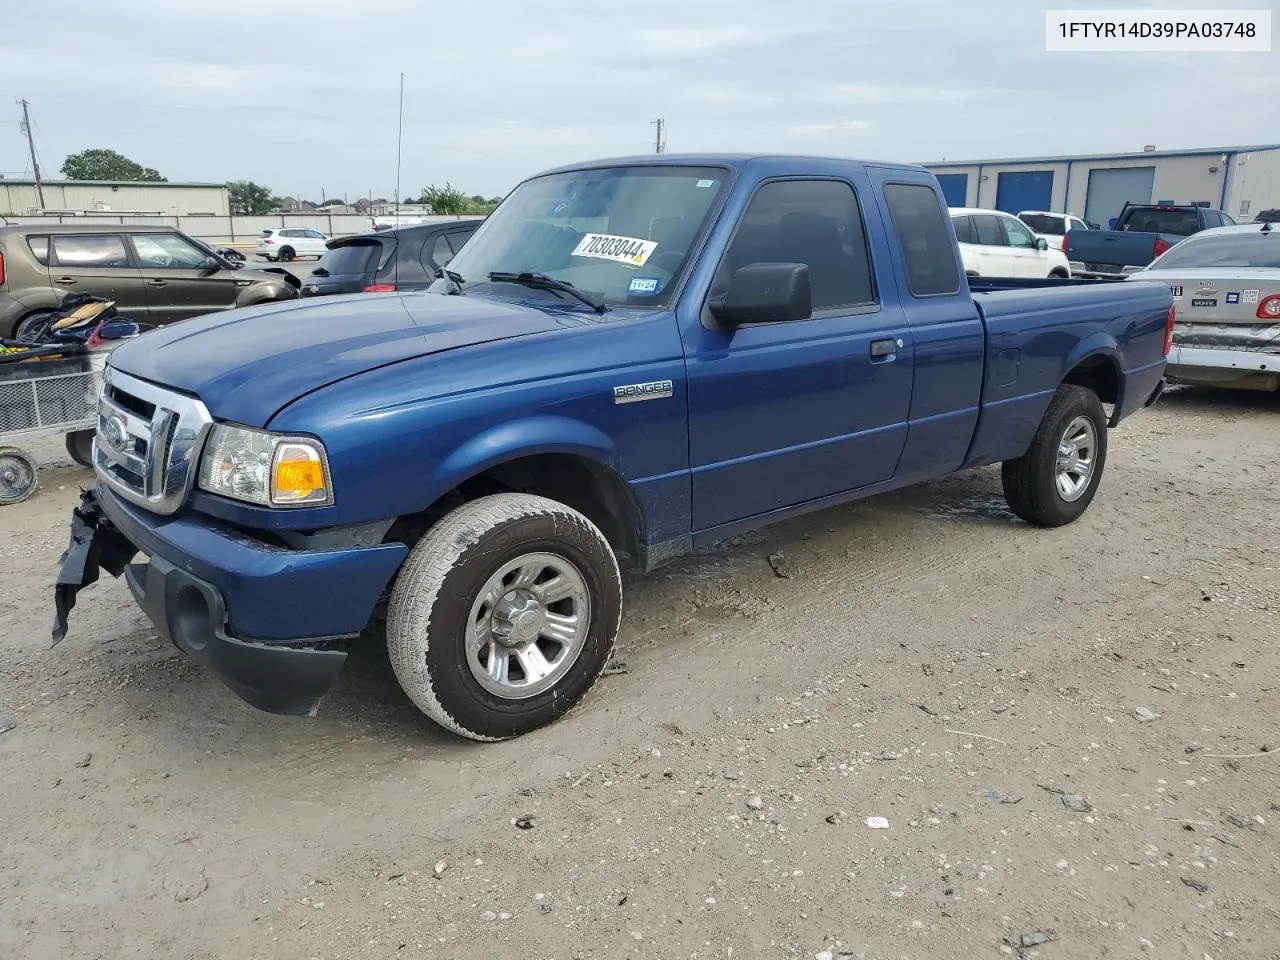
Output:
(1001, 384), (1108, 527)
(65, 430), (94, 468)
(0, 447), (38, 505)
(387, 493), (622, 741)
(14, 310), (58, 343)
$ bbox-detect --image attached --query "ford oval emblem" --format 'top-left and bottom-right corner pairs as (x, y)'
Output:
(101, 415), (128, 452)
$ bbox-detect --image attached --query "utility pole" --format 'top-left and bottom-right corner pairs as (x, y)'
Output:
(650, 118), (665, 154)
(18, 99), (46, 209)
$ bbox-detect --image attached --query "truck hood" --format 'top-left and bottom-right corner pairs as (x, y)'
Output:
(108, 292), (571, 426)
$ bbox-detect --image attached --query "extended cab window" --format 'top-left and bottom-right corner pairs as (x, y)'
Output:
(883, 184), (961, 296)
(130, 233), (210, 269)
(51, 234), (130, 268)
(721, 179), (876, 311)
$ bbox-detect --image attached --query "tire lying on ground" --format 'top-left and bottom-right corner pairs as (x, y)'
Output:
(1001, 383), (1108, 527)
(387, 493), (622, 741)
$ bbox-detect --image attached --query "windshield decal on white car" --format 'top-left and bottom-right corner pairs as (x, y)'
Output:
(572, 233), (658, 267)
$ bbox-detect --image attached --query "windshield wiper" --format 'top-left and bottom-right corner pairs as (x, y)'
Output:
(438, 267), (466, 295)
(487, 271), (606, 312)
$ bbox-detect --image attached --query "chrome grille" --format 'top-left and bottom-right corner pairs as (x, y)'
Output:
(94, 366), (213, 515)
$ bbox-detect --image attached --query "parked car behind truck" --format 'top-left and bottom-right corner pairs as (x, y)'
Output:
(0, 224), (299, 339)
(302, 218), (482, 297)
(1127, 221), (1280, 391)
(1067, 202), (1236, 279)
(53, 153), (1172, 741)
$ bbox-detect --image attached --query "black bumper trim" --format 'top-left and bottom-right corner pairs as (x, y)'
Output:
(1144, 376), (1166, 407)
(52, 486), (349, 718)
(124, 556), (349, 717)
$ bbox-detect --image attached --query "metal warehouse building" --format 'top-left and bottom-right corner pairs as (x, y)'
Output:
(922, 144), (1280, 227)
(0, 178), (230, 216)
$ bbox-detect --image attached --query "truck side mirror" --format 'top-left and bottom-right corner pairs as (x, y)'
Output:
(709, 262), (813, 326)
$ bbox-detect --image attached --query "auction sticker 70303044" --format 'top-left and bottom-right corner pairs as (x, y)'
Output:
(572, 233), (658, 267)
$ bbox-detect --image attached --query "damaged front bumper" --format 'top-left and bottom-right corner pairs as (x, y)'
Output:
(52, 485), (406, 717)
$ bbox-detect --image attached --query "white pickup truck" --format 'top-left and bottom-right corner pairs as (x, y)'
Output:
(1018, 210), (1095, 252)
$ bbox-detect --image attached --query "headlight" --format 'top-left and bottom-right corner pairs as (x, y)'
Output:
(197, 424), (333, 507)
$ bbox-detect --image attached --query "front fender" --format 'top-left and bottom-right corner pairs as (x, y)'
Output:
(429, 416), (622, 498)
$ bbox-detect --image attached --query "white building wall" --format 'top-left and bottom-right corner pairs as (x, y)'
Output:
(924, 150), (1280, 220)
(1225, 148), (1280, 220)
(0, 181), (229, 216)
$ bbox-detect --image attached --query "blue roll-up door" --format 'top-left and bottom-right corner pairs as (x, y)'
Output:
(994, 170), (1055, 213)
(1084, 166), (1156, 227)
(935, 173), (968, 207)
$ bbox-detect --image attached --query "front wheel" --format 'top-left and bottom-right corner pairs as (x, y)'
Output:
(387, 493), (622, 741)
(1001, 384), (1108, 527)
(278, 247), (295, 262)
(65, 430), (94, 468)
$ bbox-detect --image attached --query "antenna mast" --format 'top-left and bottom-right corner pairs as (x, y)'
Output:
(394, 73), (405, 220)
(650, 118), (665, 154)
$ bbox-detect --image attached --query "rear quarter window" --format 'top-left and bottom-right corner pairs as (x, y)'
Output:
(26, 236), (50, 265)
(884, 183), (961, 297)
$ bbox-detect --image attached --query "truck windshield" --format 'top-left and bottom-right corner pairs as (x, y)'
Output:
(1122, 209), (1201, 236)
(1147, 231), (1280, 270)
(436, 165), (729, 307)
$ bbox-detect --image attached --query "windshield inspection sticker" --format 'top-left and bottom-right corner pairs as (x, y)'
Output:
(572, 233), (658, 267)
(628, 276), (661, 295)
(696, 179), (716, 188)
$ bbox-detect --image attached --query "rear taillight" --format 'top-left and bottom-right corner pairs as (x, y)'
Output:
(262, 239), (274, 245)
(1152, 237), (1170, 259)
(1257, 295), (1280, 320)
(1061, 231), (1069, 255)
(0, 251), (5, 286)
(363, 283), (397, 293)
(1163, 304), (1176, 357)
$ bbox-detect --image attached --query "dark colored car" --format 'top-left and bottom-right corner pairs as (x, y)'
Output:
(300, 219), (483, 297)
(0, 224), (300, 339)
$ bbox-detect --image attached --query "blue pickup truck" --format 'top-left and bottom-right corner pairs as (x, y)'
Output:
(1066, 202), (1236, 279)
(51, 153), (1173, 741)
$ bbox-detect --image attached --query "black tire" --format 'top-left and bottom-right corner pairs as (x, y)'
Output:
(65, 430), (94, 468)
(0, 447), (39, 505)
(14, 310), (59, 343)
(1049, 269), (1069, 279)
(387, 493), (622, 741)
(278, 247), (295, 262)
(1001, 384), (1108, 527)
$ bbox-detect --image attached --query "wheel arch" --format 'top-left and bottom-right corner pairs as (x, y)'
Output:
(387, 419), (647, 568)
(1060, 335), (1124, 424)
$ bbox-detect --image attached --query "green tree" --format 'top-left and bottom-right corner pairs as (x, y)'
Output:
(228, 180), (276, 215)
(420, 182), (468, 215)
(61, 148), (166, 182)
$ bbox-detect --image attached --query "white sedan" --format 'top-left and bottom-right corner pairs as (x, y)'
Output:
(1127, 222), (1280, 392)
(256, 227), (330, 262)
(950, 207), (1072, 278)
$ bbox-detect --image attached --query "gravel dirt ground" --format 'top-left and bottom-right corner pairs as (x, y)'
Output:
(1, 386), (1278, 960)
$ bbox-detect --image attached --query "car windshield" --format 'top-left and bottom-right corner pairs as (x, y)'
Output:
(1019, 214), (1064, 235)
(1147, 231), (1280, 270)
(435, 165), (729, 307)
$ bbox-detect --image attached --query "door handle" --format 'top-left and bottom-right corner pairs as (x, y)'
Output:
(870, 338), (903, 359)
(146, 279), (168, 287)
(55, 277), (77, 284)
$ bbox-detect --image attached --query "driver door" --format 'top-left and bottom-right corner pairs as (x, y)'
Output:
(129, 232), (239, 324)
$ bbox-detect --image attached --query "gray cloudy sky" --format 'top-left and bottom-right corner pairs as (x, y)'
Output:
(2, 0), (1276, 200)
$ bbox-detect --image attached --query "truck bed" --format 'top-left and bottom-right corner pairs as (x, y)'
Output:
(961, 276), (1172, 469)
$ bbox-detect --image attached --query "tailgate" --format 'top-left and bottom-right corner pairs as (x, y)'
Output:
(1067, 230), (1157, 270)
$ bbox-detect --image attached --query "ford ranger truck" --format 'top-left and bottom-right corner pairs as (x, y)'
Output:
(51, 154), (1173, 741)
(1066, 203), (1236, 280)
